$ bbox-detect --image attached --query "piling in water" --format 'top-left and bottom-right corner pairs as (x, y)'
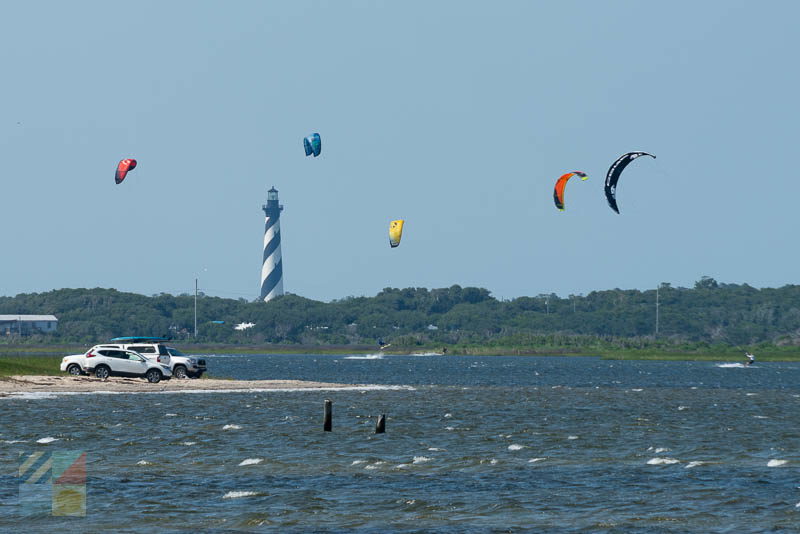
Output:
(375, 414), (385, 434)
(323, 399), (332, 432)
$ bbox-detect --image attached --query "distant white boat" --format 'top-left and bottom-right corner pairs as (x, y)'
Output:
(234, 322), (255, 331)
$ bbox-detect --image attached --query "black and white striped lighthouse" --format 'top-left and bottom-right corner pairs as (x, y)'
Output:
(260, 186), (284, 302)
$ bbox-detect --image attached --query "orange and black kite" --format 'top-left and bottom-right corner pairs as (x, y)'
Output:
(553, 171), (588, 211)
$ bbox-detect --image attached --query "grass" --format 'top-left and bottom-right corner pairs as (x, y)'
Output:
(0, 355), (64, 377)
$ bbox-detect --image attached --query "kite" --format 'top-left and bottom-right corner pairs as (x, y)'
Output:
(389, 219), (404, 248)
(303, 133), (321, 157)
(604, 152), (656, 213)
(553, 171), (588, 211)
(115, 159), (137, 184)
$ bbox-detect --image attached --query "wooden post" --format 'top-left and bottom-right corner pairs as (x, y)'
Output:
(375, 414), (386, 434)
(323, 399), (332, 432)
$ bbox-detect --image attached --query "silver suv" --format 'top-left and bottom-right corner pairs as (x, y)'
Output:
(104, 337), (206, 379)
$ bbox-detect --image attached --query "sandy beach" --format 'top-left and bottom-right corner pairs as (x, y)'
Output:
(0, 375), (363, 395)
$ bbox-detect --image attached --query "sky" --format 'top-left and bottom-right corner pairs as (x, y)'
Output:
(1, 1), (798, 302)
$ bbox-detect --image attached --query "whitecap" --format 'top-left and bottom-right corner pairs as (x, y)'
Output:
(427, 447), (444, 452)
(413, 456), (431, 464)
(717, 363), (745, 368)
(181, 441), (196, 446)
(2, 440), (27, 444)
(444, 413), (452, 418)
(685, 461), (705, 469)
(508, 444), (525, 451)
(654, 447), (670, 453)
(445, 426), (455, 431)
(238, 458), (263, 466)
(489, 459), (498, 465)
(223, 424), (241, 430)
(768, 459), (787, 467)
(678, 406), (688, 411)
(365, 461), (386, 470)
(647, 457), (679, 465)
(528, 458), (546, 463)
(165, 413), (178, 417)
(394, 464), (410, 469)
(137, 460), (151, 465)
(631, 389), (643, 392)
(567, 435), (579, 440)
(753, 415), (768, 419)
(223, 491), (259, 499)
(343, 354), (384, 360)
(36, 437), (58, 444)
(351, 460), (366, 465)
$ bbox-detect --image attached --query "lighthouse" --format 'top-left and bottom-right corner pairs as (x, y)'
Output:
(260, 186), (284, 302)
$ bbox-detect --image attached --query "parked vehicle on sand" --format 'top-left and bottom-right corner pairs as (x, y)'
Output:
(105, 337), (206, 378)
(78, 348), (171, 383)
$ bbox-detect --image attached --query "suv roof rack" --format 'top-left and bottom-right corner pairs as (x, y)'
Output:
(110, 336), (170, 342)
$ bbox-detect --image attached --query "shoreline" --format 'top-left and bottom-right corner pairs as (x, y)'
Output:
(0, 375), (370, 395)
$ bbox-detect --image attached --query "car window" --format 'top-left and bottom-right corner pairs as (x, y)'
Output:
(166, 348), (185, 356)
(99, 349), (125, 358)
(126, 353), (142, 361)
(130, 345), (156, 354)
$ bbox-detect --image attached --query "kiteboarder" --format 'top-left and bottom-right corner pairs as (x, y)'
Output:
(745, 352), (755, 366)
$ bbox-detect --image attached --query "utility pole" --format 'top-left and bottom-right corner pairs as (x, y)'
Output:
(655, 285), (660, 337)
(194, 278), (198, 338)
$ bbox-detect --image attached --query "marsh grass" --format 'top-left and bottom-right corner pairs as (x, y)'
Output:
(0, 355), (64, 377)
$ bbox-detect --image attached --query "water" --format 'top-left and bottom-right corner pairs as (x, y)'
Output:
(1, 354), (799, 532)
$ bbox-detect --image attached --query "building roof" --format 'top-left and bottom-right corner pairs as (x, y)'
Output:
(0, 315), (58, 322)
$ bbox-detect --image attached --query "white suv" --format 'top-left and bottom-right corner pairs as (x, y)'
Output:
(75, 348), (172, 383)
(102, 337), (206, 379)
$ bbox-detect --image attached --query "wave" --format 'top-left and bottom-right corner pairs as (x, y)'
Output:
(343, 354), (384, 360)
(238, 458), (263, 466)
(716, 363), (747, 368)
(767, 459), (787, 467)
(647, 457), (679, 465)
(223, 491), (261, 499)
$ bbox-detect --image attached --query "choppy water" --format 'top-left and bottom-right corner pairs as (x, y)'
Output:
(1, 354), (799, 532)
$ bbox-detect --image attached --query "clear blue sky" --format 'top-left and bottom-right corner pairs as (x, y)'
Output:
(1, 1), (798, 302)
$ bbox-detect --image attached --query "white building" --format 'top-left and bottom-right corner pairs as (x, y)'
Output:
(0, 315), (58, 335)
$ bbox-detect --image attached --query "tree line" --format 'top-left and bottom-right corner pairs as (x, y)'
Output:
(1, 277), (799, 349)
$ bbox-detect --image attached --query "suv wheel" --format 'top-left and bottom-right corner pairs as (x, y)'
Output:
(145, 369), (162, 383)
(67, 364), (83, 376)
(173, 365), (188, 379)
(94, 365), (110, 380)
